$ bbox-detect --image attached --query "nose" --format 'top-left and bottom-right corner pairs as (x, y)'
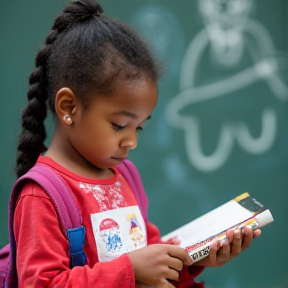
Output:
(120, 131), (138, 150)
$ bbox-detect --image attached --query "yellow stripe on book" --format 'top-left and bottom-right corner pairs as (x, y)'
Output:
(234, 192), (250, 202)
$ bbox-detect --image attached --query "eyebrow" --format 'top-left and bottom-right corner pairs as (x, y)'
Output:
(113, 110), (152, 120)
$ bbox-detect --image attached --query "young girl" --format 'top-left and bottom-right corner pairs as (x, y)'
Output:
(14, 0), (260, 287)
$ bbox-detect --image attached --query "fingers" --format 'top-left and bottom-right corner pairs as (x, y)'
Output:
(216, 238), (232, 263)
(166, 245), (192, 266)
(164, 267), (180, 282)
(225, 228), (234, 243)
(224, 226), (257, 259)
(195, 226), (261, 268)
(167, 256), (184, 272)
(136, 280), (175, 288)
(135, 281), (154, 288)
(157, 281), (176, 288)
(242, 225), (253, 249)
(207, 239), (218, 265)
(156, 255), (182, 281)
(230, 228), (242, 256)
(163, 245), (193, 281)
(242, 225), (262, 250)
(169, 237), (181, 246)
(217, 228), (242, 264)
(164, 245), (188, 281)
(253, 228), (261, 238)
(129, 244), (186, 285)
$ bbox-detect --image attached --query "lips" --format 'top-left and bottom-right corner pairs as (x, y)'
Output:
(111, 156), (127, 161)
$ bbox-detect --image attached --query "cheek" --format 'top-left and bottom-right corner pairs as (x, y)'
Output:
(77, 122), (117, 150)
(75, 116), (104, 138)
(70, 128), (116, 161)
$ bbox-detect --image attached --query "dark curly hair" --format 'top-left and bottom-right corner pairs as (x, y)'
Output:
(16, 0), (160, 178)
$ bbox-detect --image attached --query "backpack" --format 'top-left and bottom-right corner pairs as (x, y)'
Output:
(0, 159), (148, 288)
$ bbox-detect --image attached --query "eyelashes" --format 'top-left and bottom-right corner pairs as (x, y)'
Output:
(112, 123), (143, 132)
(112, 123), (125, 131)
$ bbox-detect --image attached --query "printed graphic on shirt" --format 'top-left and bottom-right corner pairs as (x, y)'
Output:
(99, 218), (123, 252)
(126, 213), (145, 248)
(79, 180), (127, 211)
(91, 206), (147, 262)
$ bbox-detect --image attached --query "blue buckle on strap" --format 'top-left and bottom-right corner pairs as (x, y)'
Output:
(66, 226), (87, 268)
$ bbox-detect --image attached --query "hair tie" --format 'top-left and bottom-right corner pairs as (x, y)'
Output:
(94, 10), (104, 17)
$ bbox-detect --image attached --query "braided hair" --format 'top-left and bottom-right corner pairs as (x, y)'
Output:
(16, 0), (160, 178)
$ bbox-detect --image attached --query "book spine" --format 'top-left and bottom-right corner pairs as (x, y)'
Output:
(186, 239), (213, 263)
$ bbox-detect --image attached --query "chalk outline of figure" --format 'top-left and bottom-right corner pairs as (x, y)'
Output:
(165, 0), (288, 172)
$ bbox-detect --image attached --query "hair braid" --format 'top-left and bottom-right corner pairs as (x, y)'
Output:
(15, 10), (77, 177)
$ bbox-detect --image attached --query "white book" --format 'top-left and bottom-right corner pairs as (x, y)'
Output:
(162, 193), (274, 263)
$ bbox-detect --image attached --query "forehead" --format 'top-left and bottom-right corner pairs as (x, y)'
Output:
(92, 77), (158, 112)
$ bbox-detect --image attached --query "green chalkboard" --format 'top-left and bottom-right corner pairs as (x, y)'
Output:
(0, 1), (287, 287)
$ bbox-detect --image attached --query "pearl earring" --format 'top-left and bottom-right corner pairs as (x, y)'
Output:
(63, 114), (72, 124)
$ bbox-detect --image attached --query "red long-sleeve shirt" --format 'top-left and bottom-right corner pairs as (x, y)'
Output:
(14, 156), (204, 288)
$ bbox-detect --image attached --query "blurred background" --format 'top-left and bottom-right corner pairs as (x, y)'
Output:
(0, 0), (288, 287)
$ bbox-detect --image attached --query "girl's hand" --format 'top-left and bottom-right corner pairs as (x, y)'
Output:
(136, 282), (176, 288)
(136, 282), (153, 288)
(129, 244), (192, 286)
(194, 226), (261, 267)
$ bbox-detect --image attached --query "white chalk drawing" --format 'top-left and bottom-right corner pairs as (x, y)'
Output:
(166, 0), (288, 172)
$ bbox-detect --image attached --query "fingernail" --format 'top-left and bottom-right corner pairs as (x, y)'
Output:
(219, 239), (225, 247)
(210, 238), (218, 248)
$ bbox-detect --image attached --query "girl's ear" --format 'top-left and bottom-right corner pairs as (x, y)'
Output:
(54, 88), (78, 122)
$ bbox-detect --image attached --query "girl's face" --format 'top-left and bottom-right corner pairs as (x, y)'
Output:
(67, 76), (158, 172)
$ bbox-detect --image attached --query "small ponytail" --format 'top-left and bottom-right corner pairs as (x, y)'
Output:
(66, 0), (104, 18)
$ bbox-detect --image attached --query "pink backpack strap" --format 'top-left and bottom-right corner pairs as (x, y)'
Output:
(6, 164), (87, 288)
(9, 164), (82, 233)
(117, 160), (148, 221)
